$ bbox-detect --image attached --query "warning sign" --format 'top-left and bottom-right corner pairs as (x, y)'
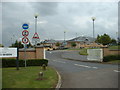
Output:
(32, 33), (40, 42)
(32, 33), (40, 39)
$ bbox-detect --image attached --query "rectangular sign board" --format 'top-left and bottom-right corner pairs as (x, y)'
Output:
(87, 49), (103, 62)
(0, 48), (17, 57)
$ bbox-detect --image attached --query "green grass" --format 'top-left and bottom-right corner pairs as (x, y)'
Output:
(0, 68), (2, 89)
(106, 60), (120, 64)
(66, 48), (81, 50)
(108, 45), (120, 50)
(2, 66), (58, 88)
(79, 48), (88, 55)
(79, 48), (102, 55)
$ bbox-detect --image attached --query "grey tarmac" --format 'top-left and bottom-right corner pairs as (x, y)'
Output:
(46, 50), (119, 88)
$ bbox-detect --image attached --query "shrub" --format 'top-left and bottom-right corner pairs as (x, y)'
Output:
(2, 58), (48, 68)
(103, 55), (120, 62)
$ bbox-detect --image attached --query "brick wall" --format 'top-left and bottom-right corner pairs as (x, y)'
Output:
(103, 48), (120, 57)
(19, 47), (45, 60)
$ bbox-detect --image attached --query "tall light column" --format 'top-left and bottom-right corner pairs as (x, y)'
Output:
(91, 17), (96, 42)
(64, 31), (66, 42)
(34, 13), (39, 46)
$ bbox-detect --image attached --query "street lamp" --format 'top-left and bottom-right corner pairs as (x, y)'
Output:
(64, 31), (67, 46)
(64, 31), (66, 43)
(34, 13), (39, 46)
(91, 17), (96, 42)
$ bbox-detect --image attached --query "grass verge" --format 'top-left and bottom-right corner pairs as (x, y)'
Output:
(66, 48), (81, 50)
(104, 60), (120, 64)
(108, 45), (120, 50)
(2, 66), (58, 88)
(108, 60), (120, 63)
(79, 48), (88, 55)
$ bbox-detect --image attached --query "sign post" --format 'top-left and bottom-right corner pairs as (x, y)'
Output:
(22, 23), (29, 67)
(32, 32), (40, 46)
(24, 44), (27, 67)
(16, 47), (19, 70)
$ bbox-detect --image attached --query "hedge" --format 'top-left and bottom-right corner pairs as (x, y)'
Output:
(2, 58), (48, 67)
(103, 55), (120, 62)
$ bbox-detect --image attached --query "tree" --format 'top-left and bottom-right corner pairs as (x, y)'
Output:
(10, 40), (24, 48)
(118, 37), (120, 45)
(56, 42), (60, 47)
(71, 42), (76, 48)
(110, 39), (117, 45)
(27, 42), (33, 48)
(95, 34), (111, 45)
(95, 35), (101, 43)
(0, 44), (4, 47)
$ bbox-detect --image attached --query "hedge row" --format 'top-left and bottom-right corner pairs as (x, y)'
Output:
(103, 55), (120, 62)
(2, 58), (48, 67)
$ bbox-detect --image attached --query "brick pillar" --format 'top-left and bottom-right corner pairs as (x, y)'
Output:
(102, 47), (109, 57)
(35, 47), (45, 59)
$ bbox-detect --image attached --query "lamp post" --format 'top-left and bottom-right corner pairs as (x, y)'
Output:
(91, 17), (96, 42)
(34, 13), (39, 46)
(64, 31), (66, 46)
(64, 31), (66, 43)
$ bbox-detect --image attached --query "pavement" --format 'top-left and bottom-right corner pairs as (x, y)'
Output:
(46, 50), (119, 88)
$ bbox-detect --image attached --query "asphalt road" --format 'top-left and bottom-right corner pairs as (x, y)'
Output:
(46, 50), (119, 88)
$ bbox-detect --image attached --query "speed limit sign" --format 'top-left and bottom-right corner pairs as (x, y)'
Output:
(22, 37), (29, 44)
(22, 30), (29, 36)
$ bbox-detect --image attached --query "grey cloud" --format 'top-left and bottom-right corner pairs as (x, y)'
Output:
(30, 2), (58, 16)
(1, 2), (118, 46)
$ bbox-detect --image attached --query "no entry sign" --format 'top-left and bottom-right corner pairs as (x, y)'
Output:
(22, 30), (29, 36)
(22, 37), (29, 44)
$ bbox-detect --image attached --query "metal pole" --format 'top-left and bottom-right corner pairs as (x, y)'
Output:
(93, 20), (95, 39)
(35, 16), (37, 46)
(35, 16), (37, 33)
(76, 33), (77, 41)
(24, 44), (27, 67)
(16, 47), (19, 70)
(64, 31), (66, 43)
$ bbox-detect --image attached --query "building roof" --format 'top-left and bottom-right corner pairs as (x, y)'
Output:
(41, 39), (64, 44)
(67, 36), (95, 43)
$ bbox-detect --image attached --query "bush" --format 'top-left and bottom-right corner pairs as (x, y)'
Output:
(2, 58), (48, 67)
(103, 55), (120, 62)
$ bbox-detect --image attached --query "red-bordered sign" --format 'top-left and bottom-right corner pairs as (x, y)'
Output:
(22, 30), (29, 36)
(32, 32), (40, 39)
(22, 37), (29, 44)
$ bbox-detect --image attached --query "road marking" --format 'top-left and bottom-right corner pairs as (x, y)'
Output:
(74, 64), (98, 69)
(74, 64), (91, 68)
(52, 60), (66, 63)
(114, 70), (120, 73)
(92, 67), (98, 69)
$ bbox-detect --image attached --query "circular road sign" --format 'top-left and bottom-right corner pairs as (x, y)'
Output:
(22, 23), (29, 29)
(22, 30), (29, 36)
(22, 37), (29, 44)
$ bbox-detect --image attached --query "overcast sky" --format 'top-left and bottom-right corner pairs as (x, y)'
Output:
(1, 1), (119, 46)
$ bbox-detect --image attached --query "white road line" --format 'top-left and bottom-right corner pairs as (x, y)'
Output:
(52, 60), (66, 63)
(74, 64), (98, 69)
(114, 70), (120, 73)
(74, 64), (91, 68)
(92, 67), (98, 69)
